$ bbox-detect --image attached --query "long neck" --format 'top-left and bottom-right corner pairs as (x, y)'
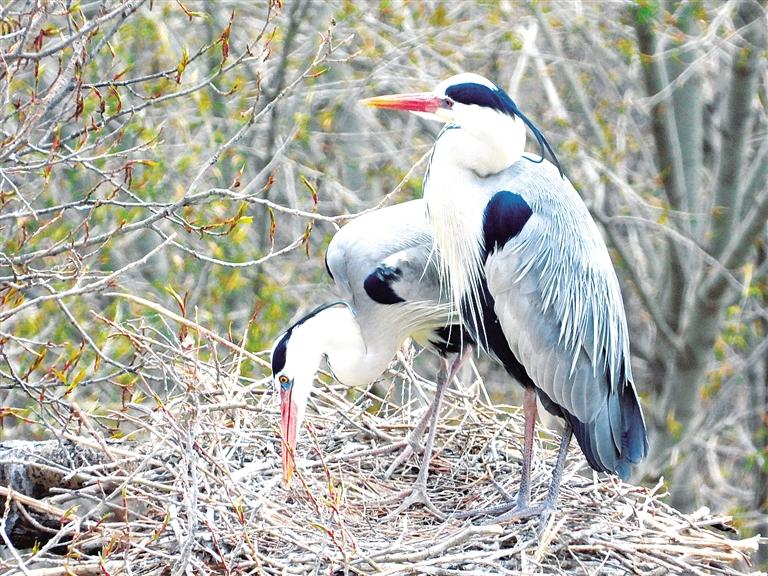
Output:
(424, 128), (498, 326)
(296, 306), (399, 388)
(442, 108), (526, 177)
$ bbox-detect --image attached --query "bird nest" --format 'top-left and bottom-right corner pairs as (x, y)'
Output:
(0, 345), (761, 576)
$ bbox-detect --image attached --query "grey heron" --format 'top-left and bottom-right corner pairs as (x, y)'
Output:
(271, 199), (472, 517)
(364, 73), (648, 521)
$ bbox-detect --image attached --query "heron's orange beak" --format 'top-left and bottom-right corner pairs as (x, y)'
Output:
(279, 388), (298, 485)
(361, 92), (441, 114)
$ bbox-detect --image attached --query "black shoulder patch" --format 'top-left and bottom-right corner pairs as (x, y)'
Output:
(482, 191), (533, 259)
(363, 264), (405, 305)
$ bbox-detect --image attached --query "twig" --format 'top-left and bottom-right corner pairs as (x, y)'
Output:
(103, 292), (270, 368)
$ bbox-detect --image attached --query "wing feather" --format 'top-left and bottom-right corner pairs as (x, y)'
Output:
(327, 199), (458, 356)
(327, 200), (433, 313)
(482, 160), (647, 476)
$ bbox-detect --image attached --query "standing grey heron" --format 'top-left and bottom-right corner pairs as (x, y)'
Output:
(271, 199), (472, 517)
(363, 73), (648, 521)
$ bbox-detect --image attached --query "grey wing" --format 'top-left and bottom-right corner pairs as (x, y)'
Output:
(488, 212), (625, 421)
(365, 243), (456, 343)
(375, 244), (444, 304)
(326, 200), (435, 312)
(325, 229), (354, 302)
(326, 200), (458, 355)
(485, 172), (647, 477)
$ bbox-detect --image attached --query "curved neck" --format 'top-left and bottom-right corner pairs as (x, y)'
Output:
(294, 305), (398, 388)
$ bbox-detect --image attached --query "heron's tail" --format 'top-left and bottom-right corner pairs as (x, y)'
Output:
(568, 380), (648, 481)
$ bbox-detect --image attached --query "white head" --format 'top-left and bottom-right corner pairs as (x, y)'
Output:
(270, 302), (367, 484)
(362, 72), (561, 177)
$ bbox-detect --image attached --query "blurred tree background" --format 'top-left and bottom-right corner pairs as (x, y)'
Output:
(0, 0), (765, 565)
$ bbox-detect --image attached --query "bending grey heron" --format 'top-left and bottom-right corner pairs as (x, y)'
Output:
(364, 73), (648, 521)
(271, 199), (472, 517)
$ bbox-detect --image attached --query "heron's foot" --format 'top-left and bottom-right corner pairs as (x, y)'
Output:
(382, 435), (425, 479)
(381, 481), (446, 521)
(482, 501), (546, 524)
(490, 476), (519, 503)
(451, 491), (530, 520)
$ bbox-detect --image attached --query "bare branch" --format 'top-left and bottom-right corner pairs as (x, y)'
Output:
(708, 0), (767, 258)
(0, 234), (175, 323)
(531, 2), (608, 151)
(631, 3), (689, 215)
(1, 0), (148, 62)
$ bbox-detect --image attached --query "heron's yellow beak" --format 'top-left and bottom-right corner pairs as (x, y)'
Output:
(279, 388), (298, 485)
(361, 92), (441, 114)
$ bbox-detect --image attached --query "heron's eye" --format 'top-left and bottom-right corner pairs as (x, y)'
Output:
(440, 97), (454, 109)
(278, 375), (289, 385)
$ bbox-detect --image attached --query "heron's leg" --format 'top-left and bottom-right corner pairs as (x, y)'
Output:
(383, 344), (472, 479)
(383, 403), (434, 479)
(536, 418), (572, 516)
(381, 355), (451, 520)
(413, 355), (450, 488)
(452, 385), (538, 519)
(446, 343), (472, 385)
(516, 385), (537, 508)
(487, 419), (573, 525)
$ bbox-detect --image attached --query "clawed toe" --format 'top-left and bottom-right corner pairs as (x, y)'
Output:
(451, 492), (530, 520)
(383, 440), (423, 479)
(381, 483), (446, 520)
(483, 502), (545, 524)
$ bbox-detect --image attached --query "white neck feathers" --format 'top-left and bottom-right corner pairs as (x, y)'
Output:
(444, 106), (525, 177)
(287, 305), (402, 389)
(423, 114), (525, 331)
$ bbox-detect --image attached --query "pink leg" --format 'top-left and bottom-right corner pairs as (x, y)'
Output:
(384, 345), (473, 479)
(517, 385), (538, 508)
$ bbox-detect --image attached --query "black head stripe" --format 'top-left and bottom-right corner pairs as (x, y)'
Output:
(515, 108), (564, 178)
(270, 301), (349, 375)
(445, 83), (511, 115)
(445, 82), (564, 178)
(286, 301), (347, 332)
(271, 331), (290, 374)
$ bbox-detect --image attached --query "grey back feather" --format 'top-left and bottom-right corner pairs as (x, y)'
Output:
(484, 160), (647, 475)
(325, 200), (453, 349)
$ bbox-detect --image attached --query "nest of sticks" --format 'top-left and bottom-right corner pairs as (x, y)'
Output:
(0, 343), (761, 576)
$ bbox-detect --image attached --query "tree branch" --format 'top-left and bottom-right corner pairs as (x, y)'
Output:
(666, 3), (704, 231)
(1, 0), (147, 62)
(531, 2), (608, 151)
(631, 3), (689, 215)
(741, 130), (768, 212)
(0, 234), (175, 323)
(708, 0), (767, 258)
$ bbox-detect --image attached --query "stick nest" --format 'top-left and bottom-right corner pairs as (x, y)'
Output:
(2, 350), (761, 576)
